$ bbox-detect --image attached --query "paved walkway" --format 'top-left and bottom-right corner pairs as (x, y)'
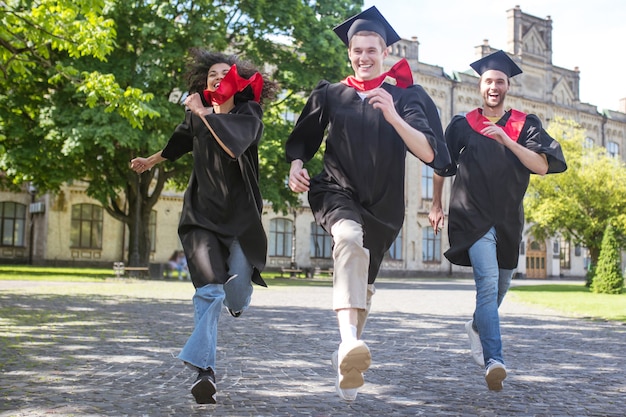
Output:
(0, 278), (624, 416)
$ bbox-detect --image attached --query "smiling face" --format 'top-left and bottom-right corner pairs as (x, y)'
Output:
(348, 33), (387, 81)
(205, 63), (232, 92)
(480, 69), (510, 111)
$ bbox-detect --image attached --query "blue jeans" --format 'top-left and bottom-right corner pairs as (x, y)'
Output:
(468, 227), (514, 367)
(177, 239), (253, 371)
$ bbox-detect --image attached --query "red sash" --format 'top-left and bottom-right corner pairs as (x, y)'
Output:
(341, 58), (413, 91)
(465, 108), (527, 142)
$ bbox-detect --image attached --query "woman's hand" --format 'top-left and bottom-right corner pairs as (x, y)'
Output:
(130, 157), (152, 174)
(184, 93), (211, 117)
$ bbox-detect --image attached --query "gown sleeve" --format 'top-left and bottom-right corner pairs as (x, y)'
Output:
(406, 84), (451, 171)
(285, 80), (331, 163)
(522, 114), (567, 174)
(161, 110), (194, 161)
(205, 101), (264, 159)
(435, 115), (466, 177)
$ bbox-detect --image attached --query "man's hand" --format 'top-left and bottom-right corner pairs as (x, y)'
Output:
(366, 88), (399, 124)
(289, 159), (310, 193)
(482, 121), (549, 174)
(481, 121), (510, 145)
(428, 204), (445, 235)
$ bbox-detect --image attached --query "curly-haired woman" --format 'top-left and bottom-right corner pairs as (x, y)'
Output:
(131, 49), (277, 404)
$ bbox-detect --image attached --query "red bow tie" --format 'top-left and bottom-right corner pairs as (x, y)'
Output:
(341, 58), (413, 91)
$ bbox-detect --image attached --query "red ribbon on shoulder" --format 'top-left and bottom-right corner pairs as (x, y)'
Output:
(465, 108), (527, 142)
(341, 58), (414, 91)
(203, 64), (263, 105)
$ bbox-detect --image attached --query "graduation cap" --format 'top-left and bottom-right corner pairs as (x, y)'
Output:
(333, 6), (401, 47)
(470, 50), (523, 78)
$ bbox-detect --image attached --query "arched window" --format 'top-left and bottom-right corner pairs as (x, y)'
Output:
(0, 202), (26, 246)
(422, 226), (441, 263)
(560, 238), (571, 269)
(269, 218), (293, 257)
(70, 204), (103, 249)
(310, 222), (332, 259)
(422, 165), (434, 200)
(607, 141), (619, 158)
(574, 244), (582, 257)
(388, 229), (402, 260)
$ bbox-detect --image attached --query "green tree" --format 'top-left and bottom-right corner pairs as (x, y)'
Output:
(591, 223), (624, 294)
(0, 0), (361, 265)
(0, 0), (158, 142)
(525, 118), (626, 285)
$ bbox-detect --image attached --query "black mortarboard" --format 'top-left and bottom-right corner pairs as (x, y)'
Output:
(333, 6), (401, 47)
(470, 50), (523, 78)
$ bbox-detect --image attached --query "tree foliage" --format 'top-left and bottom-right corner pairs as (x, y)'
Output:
(525, 118), (626, 281)
(0, 0), (158, 141)
(0, 0), (362, 264)
(591, 223), (624, 294)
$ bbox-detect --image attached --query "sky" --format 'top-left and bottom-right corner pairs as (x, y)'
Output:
(362, 0), (626, 111)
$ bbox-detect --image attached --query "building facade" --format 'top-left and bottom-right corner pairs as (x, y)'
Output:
(2, 6), (624, 278)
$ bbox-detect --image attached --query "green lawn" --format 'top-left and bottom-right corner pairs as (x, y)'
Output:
(0, 265), (332, 284)
(0, 265), (111, 281)
(509, 284), (626, 322)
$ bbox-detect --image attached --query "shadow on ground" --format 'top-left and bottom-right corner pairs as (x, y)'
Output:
(0, 284), (624, 416)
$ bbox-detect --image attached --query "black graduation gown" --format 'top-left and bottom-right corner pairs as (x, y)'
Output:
(286, 80), (450, 283)
(161, 101), (267, 287)
(437, 109), (567, 269)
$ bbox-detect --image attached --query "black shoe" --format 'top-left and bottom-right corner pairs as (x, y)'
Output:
(227, 308), (242, 318)
(191, 368), (216, 404)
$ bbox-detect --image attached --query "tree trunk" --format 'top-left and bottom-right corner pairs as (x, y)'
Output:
(126, 173), (155, 267)
(585, 245), (601, 287)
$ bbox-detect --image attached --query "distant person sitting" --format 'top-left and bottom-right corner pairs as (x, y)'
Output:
(167, 250), (188, 280)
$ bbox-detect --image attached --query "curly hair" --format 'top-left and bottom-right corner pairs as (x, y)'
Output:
(184, 48), (278, 105)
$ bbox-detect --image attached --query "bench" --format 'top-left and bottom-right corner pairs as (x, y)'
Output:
(113, 262), (149, 278)
(314, 267), (334, 278)
(280, 267), (304, 278)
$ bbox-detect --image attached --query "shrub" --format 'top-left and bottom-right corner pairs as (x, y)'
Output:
(591, 224), (624, 294)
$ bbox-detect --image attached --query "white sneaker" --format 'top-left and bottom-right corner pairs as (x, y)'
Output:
(485, 360), (507, 391)
(337, 340), (371, 389)
(465, 320), (485, 367)
(331, 350), (358, 401)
